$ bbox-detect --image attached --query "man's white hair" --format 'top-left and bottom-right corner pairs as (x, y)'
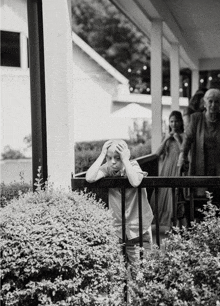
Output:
(204, 88), (220, 101)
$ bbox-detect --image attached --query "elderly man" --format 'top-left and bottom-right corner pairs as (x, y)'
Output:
(178, 88), (220, 204)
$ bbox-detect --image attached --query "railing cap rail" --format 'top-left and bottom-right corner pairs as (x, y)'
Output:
(72, 176), (220, 189)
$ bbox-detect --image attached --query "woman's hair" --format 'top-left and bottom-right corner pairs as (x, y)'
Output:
(189, 88), (207, 111)
(169, 110), (184, 133)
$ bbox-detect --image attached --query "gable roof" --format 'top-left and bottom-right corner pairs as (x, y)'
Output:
(72, 31), (129, 85)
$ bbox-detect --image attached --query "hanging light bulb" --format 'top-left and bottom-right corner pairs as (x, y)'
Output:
(143, 65), (147, 70)
(200, 79), (204, 83)
(128, 68), (132, 73)
(208, 76), (212, 81)
(184, 82), (188, 87)
(164, 86), (168, 90)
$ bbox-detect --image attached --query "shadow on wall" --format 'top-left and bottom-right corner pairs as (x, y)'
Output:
(0, 159), (32, 184)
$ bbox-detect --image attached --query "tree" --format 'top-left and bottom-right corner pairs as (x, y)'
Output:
(71, 0), (152, 93)
(23, 134), (32, 148)
(1, 145), (26, 160)
(71, 0), (193, 97)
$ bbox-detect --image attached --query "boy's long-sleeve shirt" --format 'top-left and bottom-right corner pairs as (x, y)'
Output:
(99, 160), (153, 240)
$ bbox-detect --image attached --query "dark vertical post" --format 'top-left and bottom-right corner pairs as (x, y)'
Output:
(155, 187), (160, 247)
(138, 187), (143, 259)
(27, 0), (47, 190)
(121, 187), (127, 303)
(172, 187), (177, 226)
(189, 187), (194, 222)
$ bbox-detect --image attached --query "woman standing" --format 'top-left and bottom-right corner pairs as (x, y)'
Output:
(150, 111), (185, 232)
(178, 88), (220, 204)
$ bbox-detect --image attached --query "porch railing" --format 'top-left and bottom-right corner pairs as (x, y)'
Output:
(71, 175), (219, 248)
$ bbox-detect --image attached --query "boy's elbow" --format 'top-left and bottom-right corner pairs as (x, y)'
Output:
(85, 174), (94, 183)
(130, 180), (141, 188)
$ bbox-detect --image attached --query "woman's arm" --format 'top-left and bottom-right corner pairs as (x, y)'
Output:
(155, 135), (171, 157)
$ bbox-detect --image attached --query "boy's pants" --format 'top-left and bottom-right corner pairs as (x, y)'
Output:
(119, 229), (152, 264)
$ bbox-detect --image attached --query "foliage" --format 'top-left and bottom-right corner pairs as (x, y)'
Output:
(71, 0), (192, 96)
(23, 134), (32, 149)
(71, 0), (152, 93)
(75, 140), (151, 173)
(0, 186), (126, 306)
(128, 119), (151, 144)
(129, 198), (220, 305)
(1, 145), (26, 160)
(0, 180), (32, 208)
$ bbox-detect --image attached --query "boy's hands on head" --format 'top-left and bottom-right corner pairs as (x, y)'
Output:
(115, 143), (131, 162)
(101, 140), (113, 156)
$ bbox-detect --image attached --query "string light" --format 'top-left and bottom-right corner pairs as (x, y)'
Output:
(128, 68), (132, 73)
(143, 65), (147, 70)
(200, 79), (204, 83)
(147, 88), (150, 92)
(129, 87), (133, 91)
(164, 86), (168, 90)
(179, 88), (183, 92)
(184, 82), (188, 87)
(208, 76), (212, 81)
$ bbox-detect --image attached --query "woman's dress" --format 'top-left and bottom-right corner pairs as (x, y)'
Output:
(150, 135), (183, 230)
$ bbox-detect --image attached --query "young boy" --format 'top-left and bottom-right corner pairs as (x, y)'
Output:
(86, 139), (153, 264)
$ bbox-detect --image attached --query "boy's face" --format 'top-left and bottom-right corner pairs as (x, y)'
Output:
(106, 148), (123, 171)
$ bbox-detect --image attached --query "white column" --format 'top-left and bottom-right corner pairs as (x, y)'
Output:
(151, 20), (162, 153)
(20, 32), (28, 70)
(192, 69), (199, 95)
(42, 0), (75, 189)
(170, 43), (180, 110)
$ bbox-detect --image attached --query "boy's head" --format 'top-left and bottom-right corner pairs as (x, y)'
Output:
(108, 139), (128, 153)
(106, 139), (130, 172)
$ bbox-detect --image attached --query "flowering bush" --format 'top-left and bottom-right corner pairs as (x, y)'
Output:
(0, 187), (126, 306)
(129, 200), (220, 305)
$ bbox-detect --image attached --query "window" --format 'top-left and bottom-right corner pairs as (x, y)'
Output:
(1, 30), (20, 67)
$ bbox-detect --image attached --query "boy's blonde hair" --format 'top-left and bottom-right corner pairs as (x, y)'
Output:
(107, 139), (130, 160)
(108, 139), (128, 152)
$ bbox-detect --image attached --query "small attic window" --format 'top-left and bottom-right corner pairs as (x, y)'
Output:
(1, 30), (20, 67)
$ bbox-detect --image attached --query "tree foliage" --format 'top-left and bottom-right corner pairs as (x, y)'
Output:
(1, 145), (26, 160)
(71, 0), (152, 93)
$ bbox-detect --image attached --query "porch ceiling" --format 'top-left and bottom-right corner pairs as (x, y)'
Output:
(110, 0), (220, 70)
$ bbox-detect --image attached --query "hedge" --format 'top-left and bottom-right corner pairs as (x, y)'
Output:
(75, 140), (151, 173)
(128, 198), (220, 305)
(0, 181), (32, 208)
(0, 187), (126, 306)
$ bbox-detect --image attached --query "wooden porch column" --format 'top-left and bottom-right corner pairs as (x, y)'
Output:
(151, 20), (162, 153)
(27, 0), (48, 189)
(170, 43), (180, 111)
(42, 0), (75, 188)
(192, 69), (199, 95)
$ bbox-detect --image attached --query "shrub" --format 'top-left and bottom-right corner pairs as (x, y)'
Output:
(129, 199), (220, 305)
(0, 181), (32, 208)
(0, 187), (126, 306)
(75, 140), (151, 173)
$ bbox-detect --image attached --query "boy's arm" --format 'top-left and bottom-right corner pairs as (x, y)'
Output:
(86, 140), (112, 182)
(115, 143), (143, 187)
